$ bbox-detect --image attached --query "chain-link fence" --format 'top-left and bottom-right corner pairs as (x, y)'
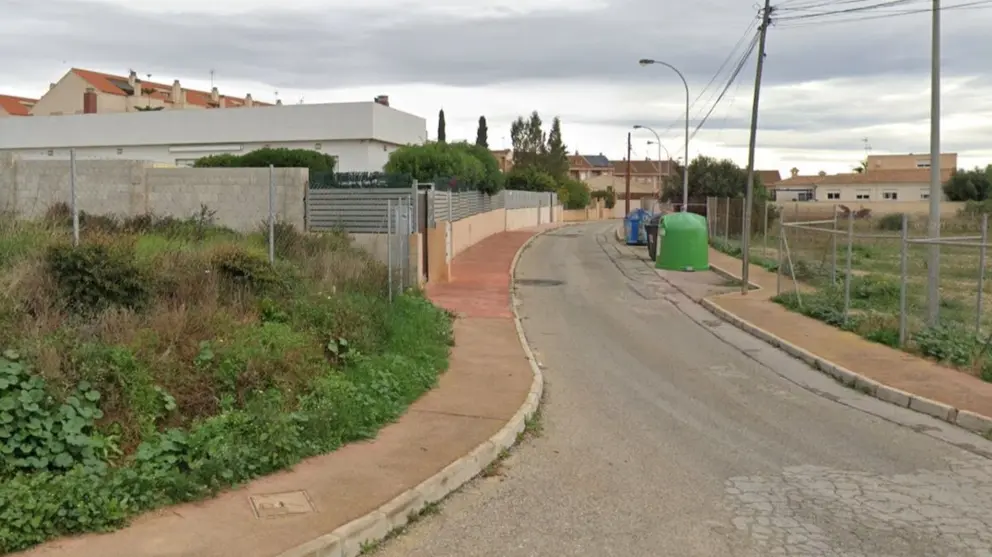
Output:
(708, 196), (992, 358)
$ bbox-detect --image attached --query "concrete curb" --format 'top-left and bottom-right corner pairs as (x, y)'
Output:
(700, 297), (992, 436)
(276, 226), (554, 557)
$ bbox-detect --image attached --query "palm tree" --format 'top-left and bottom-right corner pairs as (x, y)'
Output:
(853, 160), (868, 174)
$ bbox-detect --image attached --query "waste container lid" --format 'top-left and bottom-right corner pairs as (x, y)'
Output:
(647, 213), (664, 225)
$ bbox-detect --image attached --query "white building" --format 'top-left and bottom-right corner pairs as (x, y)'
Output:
(0, 100), (426, 171)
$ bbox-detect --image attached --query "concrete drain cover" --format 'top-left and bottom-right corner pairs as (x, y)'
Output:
(250, 491), (315, 519)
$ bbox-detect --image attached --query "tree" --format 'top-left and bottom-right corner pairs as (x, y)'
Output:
(853, 160), (867, 174)
(505, 166), (558, 192)
(944, 166), (992, 201)
(475, 116), (489, 148)
(195, 147), (335, 174)
(510, 111), (547, 170)
(558, 177), (591, 209)
(544, 117), (569, 180)
(437, 109), (446, 143)
(662, 155), (762, 201)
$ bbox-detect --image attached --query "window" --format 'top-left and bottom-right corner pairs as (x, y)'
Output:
(921, 190), (930, 200)
(116, 148), (124, 155)
(798, 191), (814, 202)
(47, 149), (53, 156)
(314, 142), (322, 150)
(856, 191), (871, 200)
(916, 160), (931, 169)
(883, 191), (898, 200)
(826, 192), (840, 200)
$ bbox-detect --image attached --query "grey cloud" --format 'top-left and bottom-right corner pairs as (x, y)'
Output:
(2, 0), (989, 93)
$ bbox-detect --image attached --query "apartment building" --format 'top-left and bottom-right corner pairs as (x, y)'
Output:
(29, 68), (273, 116)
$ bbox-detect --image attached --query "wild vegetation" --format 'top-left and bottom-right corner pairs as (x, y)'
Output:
(0, 204), (452, 553)
(710, 206), (992, 381)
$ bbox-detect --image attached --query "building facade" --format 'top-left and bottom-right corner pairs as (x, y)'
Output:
(0, 101), (427, 172)
(865, 153), (958, 172)
(771, 168), (952, 202)
(29, 69), (271, 117)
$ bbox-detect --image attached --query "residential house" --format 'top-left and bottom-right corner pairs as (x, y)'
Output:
(770, 167), (952, 202)
(491, 149), (513, 172)
(0, 95), (36, 117)
(755, 170), (781, 187)
(0, 101), (427, 172)
(610, 159), (673, 199)
(29, 68), (274, 116)
(865, 153), (957, 172)
(568, 153), (613, 181)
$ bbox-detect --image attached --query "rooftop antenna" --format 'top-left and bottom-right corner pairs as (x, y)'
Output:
(210, 69), (215, 88)
(299, 96), (304, 104)
(862, 137), (872, 157)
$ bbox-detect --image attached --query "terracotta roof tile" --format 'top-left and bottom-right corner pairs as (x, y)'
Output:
(755, 170), (781, 184)
(610, 160), (673, 175)
(0, 94), (36, 116)
(569, 155), (593, 169)
(773, 169), (953, 187)
(70, 68), (270, 108)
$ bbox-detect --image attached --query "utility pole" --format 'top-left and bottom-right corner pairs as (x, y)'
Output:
(740, 0), (773, 295)
(625, 132), (632, 215)
(926, 0), (941, 325)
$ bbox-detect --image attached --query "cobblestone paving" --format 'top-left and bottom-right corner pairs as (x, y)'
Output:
(725, 457), (992, 556)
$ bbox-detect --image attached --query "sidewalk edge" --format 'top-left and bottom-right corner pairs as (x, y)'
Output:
(700, 297), (992, 436)
(275, 227), (554, 557)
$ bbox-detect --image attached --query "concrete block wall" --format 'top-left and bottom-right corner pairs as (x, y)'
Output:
(0, 155), (307, 231)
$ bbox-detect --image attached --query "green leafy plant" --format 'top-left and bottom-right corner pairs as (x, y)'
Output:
(45, 242), (151, 314)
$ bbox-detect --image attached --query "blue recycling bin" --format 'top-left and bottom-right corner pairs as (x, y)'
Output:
(624, 209), (650, 245)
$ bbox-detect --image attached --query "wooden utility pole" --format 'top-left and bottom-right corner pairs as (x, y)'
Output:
(740, 0), (773, 294)
(625, 132), (632, 215)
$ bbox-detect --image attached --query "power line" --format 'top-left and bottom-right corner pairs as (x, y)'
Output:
(775, 0), (918, 21)
(775, 0), (992, 27)
(688, 32), (760, 144)
(652, 17), (759, 139)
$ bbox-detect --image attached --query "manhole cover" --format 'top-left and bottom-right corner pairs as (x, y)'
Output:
(516, 279), (565, 287)
(250, 491), (315, 519)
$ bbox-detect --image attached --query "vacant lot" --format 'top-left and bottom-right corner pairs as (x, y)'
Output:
(0, 205), (452, 553)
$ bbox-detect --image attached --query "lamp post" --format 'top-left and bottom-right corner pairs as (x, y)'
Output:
(633, 125), (670, 199)
(639, 59), (690, 212)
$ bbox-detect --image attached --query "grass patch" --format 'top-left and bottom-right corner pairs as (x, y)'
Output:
(0, 207), (451, 553)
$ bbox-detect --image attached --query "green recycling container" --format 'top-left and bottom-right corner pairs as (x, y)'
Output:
(655, 212), (709, 271)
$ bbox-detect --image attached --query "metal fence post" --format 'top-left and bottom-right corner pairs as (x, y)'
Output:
(843, 210), (854, 320)
(978, 213), (988, 335)
(762, 202), (769, 258)
(387, 199), (393, 302)
(830, 205), (838, 284)
(268, 164), (275, 264)
(776, 232), (783, 295)
(724, 198), (730, 245)
(447, 186), (453, 263)
(70, 149), (79, 246)
(899, 213), (909, 346)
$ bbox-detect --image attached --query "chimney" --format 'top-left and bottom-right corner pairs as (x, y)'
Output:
(49, 83), (56, 91)
(83, 87), (97, 114)
(245, 93), (253, 107)
(210, 86), (219, 104)
(790, 167), (799, 178)
(128, 70), (137, 88)
(374, 95), (389, 106)
(276, 99), (282, 106)
(171, 79), (182, 104)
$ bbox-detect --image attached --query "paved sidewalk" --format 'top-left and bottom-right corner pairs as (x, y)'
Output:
(20, 231), (542, 557)
(706, 247), (992, 419)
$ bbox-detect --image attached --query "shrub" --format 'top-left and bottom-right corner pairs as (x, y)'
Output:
(45, 241), (151, 314)
(877, 212), (906, 231)
(591, 187), (617, 209)
(209, 245), (284, 294)
(912, 324), (977, 367)
(384, 142), (501, 193)
(194, 148), (336, 175)
(558, 178), (591, 209)
(505, 167), (558, 192)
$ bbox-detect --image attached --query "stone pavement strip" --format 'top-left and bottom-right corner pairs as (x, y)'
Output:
(18, 229), (550, 557)
(704, 248), (992, 433)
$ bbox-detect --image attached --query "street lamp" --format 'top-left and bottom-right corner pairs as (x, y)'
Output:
(632, 125), (670, 197)
(639, 59), (690, 212)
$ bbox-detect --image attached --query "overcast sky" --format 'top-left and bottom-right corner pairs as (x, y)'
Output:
(2, 0), (991, 175)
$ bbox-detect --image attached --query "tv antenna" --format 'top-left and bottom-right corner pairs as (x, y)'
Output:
(862, 137), (872, 157)
(210, 69), (215, 88)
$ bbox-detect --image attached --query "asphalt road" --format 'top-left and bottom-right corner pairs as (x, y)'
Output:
(374, 222), (992, 557)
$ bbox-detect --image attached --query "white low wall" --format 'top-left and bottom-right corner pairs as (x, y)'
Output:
(0, 154), (307, 231)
